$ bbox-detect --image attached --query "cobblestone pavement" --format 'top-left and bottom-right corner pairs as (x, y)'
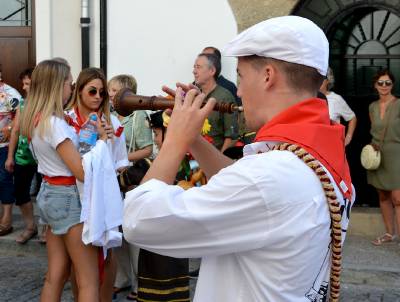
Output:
(0, 235), (399, 301)
(0, 252), (197, 302)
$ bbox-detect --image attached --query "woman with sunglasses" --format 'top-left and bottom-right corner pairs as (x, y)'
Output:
(367, 69), (400, 246)
(65, 67), (129, 301)
(20, 60), (110, 301)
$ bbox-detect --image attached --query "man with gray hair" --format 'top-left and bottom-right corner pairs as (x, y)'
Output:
(123, 16), (354, 302)
(192, 52), (238, 152)
(320, 67), (357, 146)
(202, 46), (241, 105)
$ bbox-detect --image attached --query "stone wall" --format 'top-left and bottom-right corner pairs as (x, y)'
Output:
(227, 0), (298, 32)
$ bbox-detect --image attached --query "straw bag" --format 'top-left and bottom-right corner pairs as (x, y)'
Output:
(361, 100), (395, 170)
(360, 144), (381, 170)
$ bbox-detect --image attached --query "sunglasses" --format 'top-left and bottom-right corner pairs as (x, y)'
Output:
(377, 80), (393, 87)
(88, 87), (106, 98)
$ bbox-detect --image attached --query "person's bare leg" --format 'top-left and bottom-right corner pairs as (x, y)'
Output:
(64, 223), (99, 302)
(19, 201), (36, 230)
(378, 190), (395, 235)
(40, 228), (71, 302)
(391, 190), (400, 237)
(69, 266), (79, 301)
(0, 204), (13, 227)
(15, 201), (38, 243)
(100, 250), (117, 302)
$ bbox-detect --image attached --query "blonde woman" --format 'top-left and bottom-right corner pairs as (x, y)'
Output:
(20, 60), (109, 302)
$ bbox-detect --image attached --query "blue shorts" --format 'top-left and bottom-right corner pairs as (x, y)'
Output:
(0, 146), (14, 204)
(36, 182), (81, 235)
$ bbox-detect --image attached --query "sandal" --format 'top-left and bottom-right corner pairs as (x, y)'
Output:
(15, 227), (38, 244)
(0, 224), (13, 236)
(371, 233), (394, 246)
(112, 286), (131, 300)
(126, 291), (138, 301)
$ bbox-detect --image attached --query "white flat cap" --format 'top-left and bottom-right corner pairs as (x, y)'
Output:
(223, 16), (329, 76)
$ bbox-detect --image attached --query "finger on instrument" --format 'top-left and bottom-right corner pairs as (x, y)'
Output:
(162, 85), (176, 98)
(182, 88), (199, 108)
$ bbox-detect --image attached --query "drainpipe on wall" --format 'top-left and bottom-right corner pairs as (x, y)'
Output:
(100, 0), (107, 77)
(81, 0), (90, 69)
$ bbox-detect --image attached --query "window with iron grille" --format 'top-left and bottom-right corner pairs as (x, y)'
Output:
(0, 0), (32, 27)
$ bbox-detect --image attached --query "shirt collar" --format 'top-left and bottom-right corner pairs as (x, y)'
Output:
(243, 141), (279, 156)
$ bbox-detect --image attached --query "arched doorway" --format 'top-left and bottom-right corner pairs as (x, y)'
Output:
(293, 1), (400, 206)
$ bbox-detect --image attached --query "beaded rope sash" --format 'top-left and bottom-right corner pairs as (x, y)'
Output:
(272, 143), (342, 302)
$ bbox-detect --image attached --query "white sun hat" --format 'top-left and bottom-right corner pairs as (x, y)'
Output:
(223, 16), (329, 76)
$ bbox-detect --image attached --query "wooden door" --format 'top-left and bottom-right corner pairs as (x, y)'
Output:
(0, 0), (35, 95)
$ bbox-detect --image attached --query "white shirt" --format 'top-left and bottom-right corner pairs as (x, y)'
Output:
(123, 141), (354, 302)
(108, 114), (130, 169)
(0, 83), (22, 148)
(326, 91), (355, 123)
(31, 116), (78, 177)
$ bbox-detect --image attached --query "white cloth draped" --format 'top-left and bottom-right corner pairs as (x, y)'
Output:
(79, 140), (123, 255)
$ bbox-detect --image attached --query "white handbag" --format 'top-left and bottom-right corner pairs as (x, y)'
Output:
(360, 144), (381, 170)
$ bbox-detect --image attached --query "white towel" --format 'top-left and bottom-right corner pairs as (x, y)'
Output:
(79, 140), (123, 256)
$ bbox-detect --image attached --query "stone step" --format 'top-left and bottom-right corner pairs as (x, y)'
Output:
(347, 206), (387, 237)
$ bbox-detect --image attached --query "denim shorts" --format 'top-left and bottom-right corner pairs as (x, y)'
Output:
(0, 146), (14, 204)
(36, 182), (82, 235)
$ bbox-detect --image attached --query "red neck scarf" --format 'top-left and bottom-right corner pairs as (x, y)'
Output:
(255, 98), (352, 199)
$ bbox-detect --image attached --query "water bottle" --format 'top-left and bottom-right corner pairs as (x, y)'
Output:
(78, 114), (98, 155)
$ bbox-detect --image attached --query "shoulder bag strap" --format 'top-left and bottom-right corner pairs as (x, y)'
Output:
(128, 112), (136, 154)
(378, 99), (396, 149)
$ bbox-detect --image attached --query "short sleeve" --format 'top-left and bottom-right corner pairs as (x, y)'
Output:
(369, 101), (376, 115)
(336, 95), (355, 121)
(6, 85), (22, 105)
(9, 97), (19, 111)
(45, 117), (76, 149)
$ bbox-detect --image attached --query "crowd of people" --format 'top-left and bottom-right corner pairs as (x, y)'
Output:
(0, 14), (397, 302)
(0, 43), (242, 301)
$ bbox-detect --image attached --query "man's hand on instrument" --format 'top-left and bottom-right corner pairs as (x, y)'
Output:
(163, 87), (216, 150)
(161, 82), (199, 98)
